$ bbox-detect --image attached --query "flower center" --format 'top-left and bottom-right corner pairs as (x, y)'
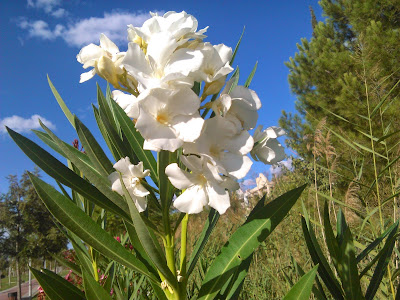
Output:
(130, 177), (140, 188)
(209, 145), (221, 158)
(156, 111), (170, 125)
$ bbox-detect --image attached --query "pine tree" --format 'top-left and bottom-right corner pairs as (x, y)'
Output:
(280, 0), (400, 182)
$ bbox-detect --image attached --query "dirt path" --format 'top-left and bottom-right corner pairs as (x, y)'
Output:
(0, 280), (39, 300)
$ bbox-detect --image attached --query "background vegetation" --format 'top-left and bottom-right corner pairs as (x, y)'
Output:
(2, 0), (400, 299)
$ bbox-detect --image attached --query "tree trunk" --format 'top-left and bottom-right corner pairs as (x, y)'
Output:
(16, 256), (21, 300)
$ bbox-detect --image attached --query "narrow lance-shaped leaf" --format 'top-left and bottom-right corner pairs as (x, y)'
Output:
(120, 174), (178, 290)
(365, 221), (399, 300)
(38, 120), (130, 213)
(29, 173), (161, 284)
(30, 267), (85, 300)
(83, 269), (113, 300)
(197, 184), (306, 300)
(74, 116), (114, 176)
(187, 208), (220, 277)
(7, 127), (129, 219)
(47, 75), (75, 129)
(282, 265), (319, 300)
(110, 98), (159, 186)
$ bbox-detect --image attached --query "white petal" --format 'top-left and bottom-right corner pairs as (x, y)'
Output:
(147, 31), (177, 68)
(77, 44), (104, 64)
(230, 86), (261, 110)
(173, 185), (207, 214)
(165, 163), (198, 189)
(206, 182), (230, 214)
(133, 196), (147, 213)
(220, 153), (253, 179)
(226, 131), (254, 155)
(113, 157), (132, 174)
(79, 69), (96, 83)
(123, 43), (152, 78)
(99, 33), (119, 54)
(135, 108), (183, 152)
(173, 114), (204, 143)
(133, 183), (150, 197)
(165, 48), (204, 76)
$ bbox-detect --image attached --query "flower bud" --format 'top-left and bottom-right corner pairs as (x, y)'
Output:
(95, 56), (119, 88)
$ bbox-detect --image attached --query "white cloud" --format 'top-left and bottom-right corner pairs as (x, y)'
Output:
(18, 19), (64, 40)
(0, 115), (56, 134)
(17, 11), (157, 47)
(27, 0), (66, 18)
(270, 158), (293, 176)
(242, 179), (256, 187)
(63, 11), (152, 47)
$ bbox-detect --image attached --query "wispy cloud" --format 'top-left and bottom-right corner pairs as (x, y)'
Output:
(18, 19), (64, 40)
(270, 158), (293, 176)
(27, 0), (66, 18)
(17, 11), (156, 47)
(0, 115), (56, 134)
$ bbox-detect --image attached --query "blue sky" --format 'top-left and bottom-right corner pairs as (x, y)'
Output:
(0, 0), (322, 192)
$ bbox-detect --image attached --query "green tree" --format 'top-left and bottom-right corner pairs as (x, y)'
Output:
(0, 169), (68, 298)
(280, 0), (400, 168)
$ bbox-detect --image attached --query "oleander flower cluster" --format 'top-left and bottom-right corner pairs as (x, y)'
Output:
(77, 11), (286, 215)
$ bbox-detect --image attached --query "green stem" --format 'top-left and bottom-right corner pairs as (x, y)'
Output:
(179, 214), (189, 277)
(364, 72), (384, 233)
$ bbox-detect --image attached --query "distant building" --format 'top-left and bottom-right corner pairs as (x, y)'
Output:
(239, 173), (275, 207)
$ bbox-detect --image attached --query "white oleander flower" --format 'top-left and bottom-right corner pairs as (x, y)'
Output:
(112, 90), (140, 119)
(108, 157), (150, 212)
(184, 117), (253, 179)
(77, 34), (125, 86)
(165, 155), (231, 214)
(251, 126), (286, 164)
(212, 85), (262, 131)
(122, 39), (204, 91)
(192, 43), (234, 96)
(135, 87), (204, 152)
(127, 11), (208, 51)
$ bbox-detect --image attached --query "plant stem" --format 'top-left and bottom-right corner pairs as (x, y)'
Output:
(180, 214), (189, 277)
(364, 70), (384, 233)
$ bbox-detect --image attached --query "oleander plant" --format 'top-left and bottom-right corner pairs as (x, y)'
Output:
(7, 11), (320, 299)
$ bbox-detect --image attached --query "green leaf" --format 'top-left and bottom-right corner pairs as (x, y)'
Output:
(74, 116), (114, 176)
(30, 267), (85, 300)
(93, 105), (121, 160)
(187, 208), (220, 277)
(110, 98), (158, 186)
(98, 107), (136, 162)
(370, 79), (400, 118)
(323, 202), (339, 268)
(365, 222), (398, 300)
(291, 257), (327, 300)
(158, 150), (176, 209)
(29, 173), (161, 284)
(244, 61), (258, 88)
(50, 253), (82, 277)
(38, 120), (130, 214)
(197, 185), (306, 300)
(121, 176), (178, 290)
(357, 221), (398, 263)
(32, 130), (101, 176)
(7, 127), (129, 218)
(230, 27), (245, 65)
(282, 265), (319, 300)
(301, 215), (344, 299)
(336, 226), (363, 299)
(97, 84), (119, 132)
(83, 269), (113, 300)
(47, 75), (75, 129)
